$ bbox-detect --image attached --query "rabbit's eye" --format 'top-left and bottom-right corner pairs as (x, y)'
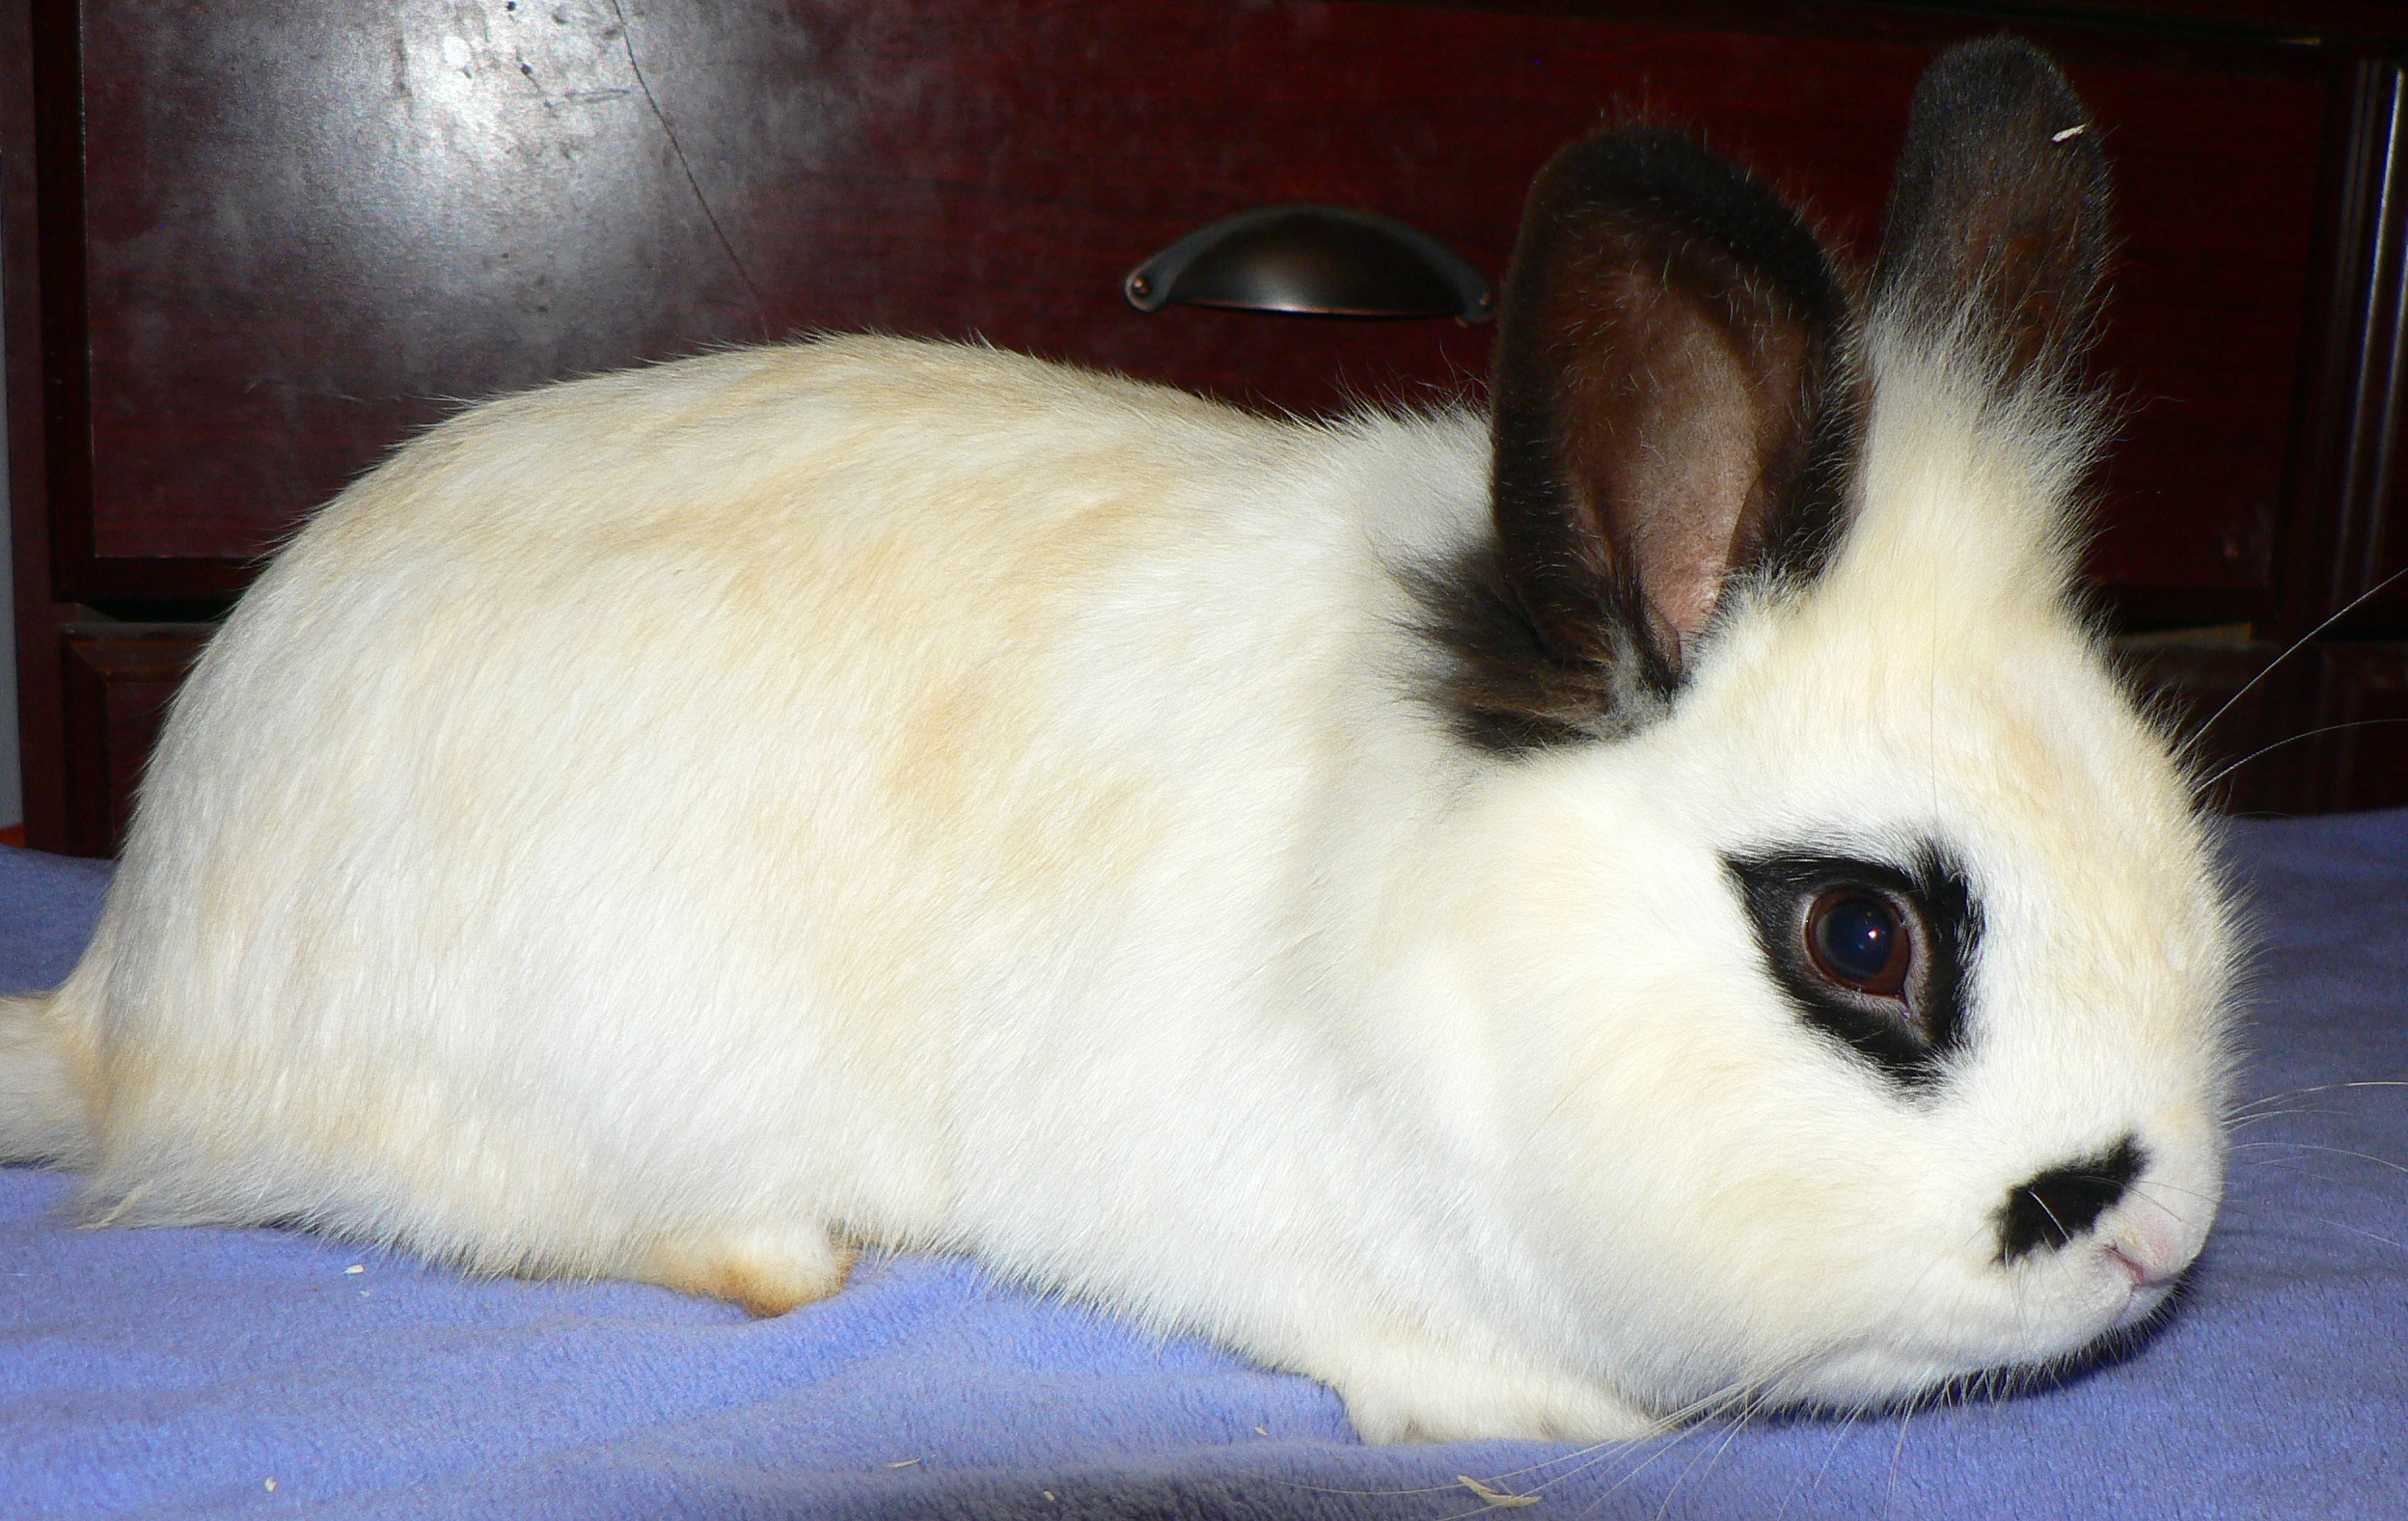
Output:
(1805, 889), (1912, 996)
(1725, 847), (1975, 1089)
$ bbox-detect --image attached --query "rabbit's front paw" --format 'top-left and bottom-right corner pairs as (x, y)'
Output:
(1320, 1333), (1662, 1445)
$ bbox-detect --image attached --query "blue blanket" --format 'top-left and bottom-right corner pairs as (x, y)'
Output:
(6, 813), (2403, 1519)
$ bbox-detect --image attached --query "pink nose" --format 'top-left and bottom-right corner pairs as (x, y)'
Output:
(2107, 1238), (2186, 1289)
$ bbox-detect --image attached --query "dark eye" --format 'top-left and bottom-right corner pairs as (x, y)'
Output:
(1725, 850), (1973, 1087)
(1805, 888), (1911, 996)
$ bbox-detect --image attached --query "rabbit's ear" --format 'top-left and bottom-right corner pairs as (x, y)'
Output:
(1872, 37), (2112, 387)
(1486, 128), (1851, 701)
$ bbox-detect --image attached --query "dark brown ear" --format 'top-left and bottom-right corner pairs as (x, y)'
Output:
(1872, 37), (2113, 386)
(1486, 128), (1850, 711)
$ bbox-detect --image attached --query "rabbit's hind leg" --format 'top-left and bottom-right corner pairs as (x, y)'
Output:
(639, 1223), (858, 1317)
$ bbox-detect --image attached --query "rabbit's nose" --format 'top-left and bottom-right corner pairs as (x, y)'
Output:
(1997, 1135), (2145, 1263)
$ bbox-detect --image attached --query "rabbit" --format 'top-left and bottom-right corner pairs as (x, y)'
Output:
(0, 36), (2236, 1444)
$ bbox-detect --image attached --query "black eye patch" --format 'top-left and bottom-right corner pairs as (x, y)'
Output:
(1723, 846), (1982, 1092)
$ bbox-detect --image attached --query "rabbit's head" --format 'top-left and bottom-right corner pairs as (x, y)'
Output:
(1410, 37), (2235, 1419)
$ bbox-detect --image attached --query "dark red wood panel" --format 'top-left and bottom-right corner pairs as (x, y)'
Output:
(64, 0), (2324, 619)
(2376, 500), (2408, 628)
(57, 625), (210, 856)
(2305, 642), (2408, 808)
(18, 0), (2393, 849)
(2277, 54), (2408, 644)
(2, 0), (63, 848)
(2073, 58), (2324, 600)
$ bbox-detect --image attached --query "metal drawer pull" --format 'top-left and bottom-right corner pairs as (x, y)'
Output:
(1123, 205), (1492, 320)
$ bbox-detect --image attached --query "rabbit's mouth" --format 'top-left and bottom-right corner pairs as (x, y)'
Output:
(1771, 1290), (2189, 1421)
(1743, 1246), (2197, 1416)
(2105, 1255), (2188, 1333)
(1993, 1258), (2197, 1388)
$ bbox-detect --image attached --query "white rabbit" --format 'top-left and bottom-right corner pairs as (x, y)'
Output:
(0, 38), (2235, 1443)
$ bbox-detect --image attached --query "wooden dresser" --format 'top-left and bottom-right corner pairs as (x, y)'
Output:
(9, 0), (2408, 855)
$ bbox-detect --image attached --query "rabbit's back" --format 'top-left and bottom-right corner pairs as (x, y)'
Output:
(64, 336), (1489, 1278)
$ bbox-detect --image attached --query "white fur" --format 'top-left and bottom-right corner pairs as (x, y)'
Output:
(0, 333), (2233, 1442)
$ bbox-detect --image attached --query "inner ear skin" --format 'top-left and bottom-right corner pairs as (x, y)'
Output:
(1552, 269), (1820, 658)
(1415, 128), (1856, 756)
(1512, 216), (1832, 670)
(1489, 130), (1849, 679)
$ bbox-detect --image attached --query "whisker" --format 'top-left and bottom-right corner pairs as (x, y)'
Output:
(2196, 717), (2408, 793)
(2193, 560), (2408, 740)
(1432, 1380), (1763, 1515)
(1658, 1413), (1748, 1519)
(1439, 1420), (1665, 1499)
(2232, 1141), (2408, 1176)
(2231, 1080), (2408, 1114)
(2228, 1105), (2342, 1131)
(1775, 1415), (1861, 1520)
(2028, 1188), (2072, 1244)
(2214, 1169), (2408, 1253)
(2122, 1176), (2219, 1215)
(1563, 1405), (1734, 1512)
(1884, 1384), (1922, 1515)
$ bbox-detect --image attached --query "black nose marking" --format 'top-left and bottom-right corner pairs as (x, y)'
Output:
(1999, 1136), (2146, 1263)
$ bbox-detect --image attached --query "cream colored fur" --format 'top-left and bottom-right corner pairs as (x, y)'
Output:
(0, 333), (2232, 1443)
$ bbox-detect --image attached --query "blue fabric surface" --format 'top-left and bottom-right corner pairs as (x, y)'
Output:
(3, 815), (2403, 1519)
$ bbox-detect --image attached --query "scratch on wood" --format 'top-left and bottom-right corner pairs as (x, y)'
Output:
(606, 0), (769, 334)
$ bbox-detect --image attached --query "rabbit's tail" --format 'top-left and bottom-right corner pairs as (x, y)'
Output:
(0, 991), (96, 1167)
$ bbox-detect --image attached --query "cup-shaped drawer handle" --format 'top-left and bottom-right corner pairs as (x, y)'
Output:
(1124, 206), (1492, 321)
